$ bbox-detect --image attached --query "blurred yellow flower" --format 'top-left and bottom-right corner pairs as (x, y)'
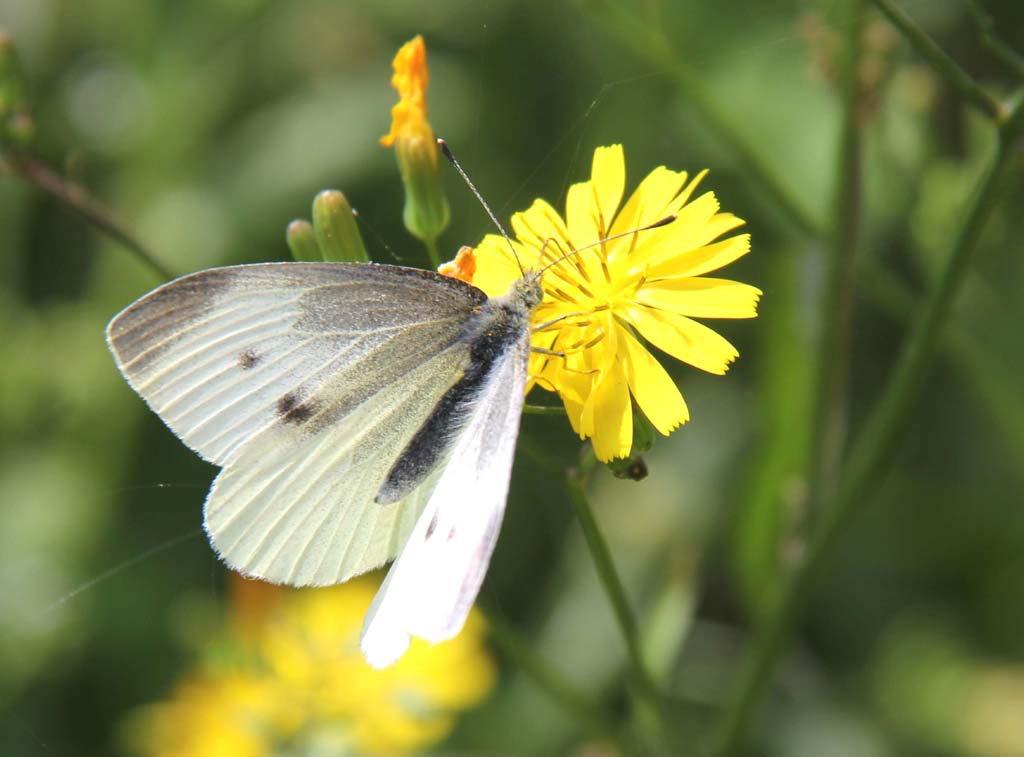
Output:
(464, 144), (760, 461)
(124, 673), (282, 757)
(124, 575), (496, 757)
(381, 35), (449, 244)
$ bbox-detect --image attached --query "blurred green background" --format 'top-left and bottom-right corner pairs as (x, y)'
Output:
(2, 0), (1023, 754)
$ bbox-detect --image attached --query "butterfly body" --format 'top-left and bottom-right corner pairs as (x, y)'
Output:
(107, 261), (541, 666)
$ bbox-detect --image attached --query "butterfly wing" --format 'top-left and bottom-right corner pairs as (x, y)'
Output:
(360, 327), (531, 667)
(107, 262), (486, 585)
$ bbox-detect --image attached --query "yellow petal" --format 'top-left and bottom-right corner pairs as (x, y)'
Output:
(644, 233), (751, 280)
(511, 199), (573, 267)
(564, 146), (623, 249)
(470, 234), (530, 297)
(623, 196), (726, 271)
(584, 358), (632, 461)
(625, 306), (740, 375)
(611, 166), (689, 239)
(635, 278), (762, 319)
(555, 370), (590, 436)
(591, 144), (626, 234)
(617, 324), (689, 434)
(577, 322), (617, 437)
(565, 180), (596, 249)
(381, 36), (430, 147)
(666, 210), (746, 259)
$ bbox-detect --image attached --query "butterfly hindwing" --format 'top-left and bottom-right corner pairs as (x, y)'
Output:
(107, 262), (487, 585)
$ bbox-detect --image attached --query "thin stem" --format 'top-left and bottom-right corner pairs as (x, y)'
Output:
(523, 403), (567, 416)
(709, 94), (1024, 757)
(423, 236), (440, 268)
(967, 0), (1024, 80)
(3, 153), (173, 280)
(808, 0), (865, 517)
(871, 0), (1005, 120)
(564, 469), (665, 727)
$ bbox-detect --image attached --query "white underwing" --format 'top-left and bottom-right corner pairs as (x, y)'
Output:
(107, 261), (543, 667)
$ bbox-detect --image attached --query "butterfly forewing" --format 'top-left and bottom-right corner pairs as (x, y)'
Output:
(107, 262), (487, 585)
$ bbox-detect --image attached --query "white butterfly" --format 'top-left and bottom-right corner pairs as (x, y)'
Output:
(107, 262), (543, 667)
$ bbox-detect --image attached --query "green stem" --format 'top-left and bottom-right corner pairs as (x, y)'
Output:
(523, 403), (567, 416)
(871, 0), (1005, 120)
(564, 469), (665, 729)
(4, 153), (173, 280)
(423, 236), (441, 269)
(966, 0), (1024, 81)
(808, 0), (865, 518)
(709, 94), (1024, 757)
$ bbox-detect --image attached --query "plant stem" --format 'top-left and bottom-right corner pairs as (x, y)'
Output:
(523, 403), (567, 416)
(870, 0), (1005, 120)
(709, 94), (1024, 757)
(423, 236), (440, 268)
(4, 153), (173, 280)
(808, 0), (865, 518)
(966, 0), (1024, 81)
(564, 469), (666, 731)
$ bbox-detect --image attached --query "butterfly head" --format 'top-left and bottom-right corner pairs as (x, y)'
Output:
(511, 271), (544, 312)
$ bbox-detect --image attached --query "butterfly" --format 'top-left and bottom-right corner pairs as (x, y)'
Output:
(107, 261), (543, 667)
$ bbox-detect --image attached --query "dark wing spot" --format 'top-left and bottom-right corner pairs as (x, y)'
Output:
(238, 349), (261, 370)
(277, 392), (316, 424)
(425, 514), (438, 540)
(446, 526), (457, 543)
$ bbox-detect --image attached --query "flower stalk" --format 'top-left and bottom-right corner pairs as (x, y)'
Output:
(4, 153), (172, 280)
(870, 0), (1005, 120)
(808, 0), (865, 521)
(564, 466), (666, 734)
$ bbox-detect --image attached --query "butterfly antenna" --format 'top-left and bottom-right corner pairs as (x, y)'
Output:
(537, 214), (677, 276)
(437, 138), (524, 275)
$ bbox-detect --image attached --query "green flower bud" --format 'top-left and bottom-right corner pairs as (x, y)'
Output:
(286, 219), (319, 262)
(311, 190), (368, 263)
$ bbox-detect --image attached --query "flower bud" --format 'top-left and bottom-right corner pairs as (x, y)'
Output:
(285, 219), (319, 262)
(311, 190), (368, 262)
(380, 36), (449, 244)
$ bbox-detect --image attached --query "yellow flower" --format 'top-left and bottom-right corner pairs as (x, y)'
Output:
(465, 144), (761, 461)
(254, 577), (497, 754)
(122, 673), (282, 757)
(123, 575), (496, 756)
(381, 35), (449, 243)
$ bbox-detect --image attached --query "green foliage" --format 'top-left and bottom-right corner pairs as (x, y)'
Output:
(2, 1), (1023, 755)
